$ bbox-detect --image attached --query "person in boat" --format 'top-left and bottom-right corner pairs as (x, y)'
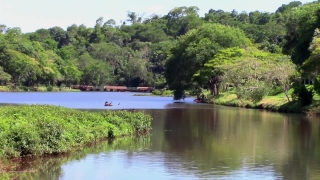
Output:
(182, 94), (186, 101)
(105, 101), (112, 106)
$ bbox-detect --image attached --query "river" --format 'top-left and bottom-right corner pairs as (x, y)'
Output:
(0, 92), (320, 180)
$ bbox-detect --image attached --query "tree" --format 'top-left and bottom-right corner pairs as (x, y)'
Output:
(220, 55), (271, 102)
(0, 66), (11, 85)
(165, 6), (202, 37)
(104, 19), (116, 27)
(268, 55), (298, 102)
(302, 28), (320, 74)
(194, 47), (246, 96)
(282, 2), (320, 65)
(77, 53), (111, 86)
(314, 75), (320, 95)
(165, 23), (249, 99)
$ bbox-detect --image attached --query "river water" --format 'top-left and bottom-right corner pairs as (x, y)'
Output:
(0, 92), (320, 180)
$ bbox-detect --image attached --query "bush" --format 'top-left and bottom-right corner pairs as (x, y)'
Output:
(292, 84), (314, 106)
(235, 85), (267, 103)
(266, 85), (283, 96)
(0, 105), (152, 158)
(152, 89), (173, 96)
(47, 86), (53, 91)
(314, 75), (320, 95)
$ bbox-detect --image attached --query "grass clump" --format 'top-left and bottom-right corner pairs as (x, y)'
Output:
(151, 89), (173, 96)
(132, 89), (174, 97)
(0, 105), (152, 159)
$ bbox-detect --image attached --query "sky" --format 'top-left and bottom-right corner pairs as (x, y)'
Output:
(0, 0), (314, 33)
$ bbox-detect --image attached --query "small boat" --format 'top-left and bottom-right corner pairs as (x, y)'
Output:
(104, 101), (113, 106)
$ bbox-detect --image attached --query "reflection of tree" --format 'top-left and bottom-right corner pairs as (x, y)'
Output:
(162, 108), (320, 179)
(10, 136), (152, 180)
(275, 117), (320, 180)
(163, 108), (245, 174)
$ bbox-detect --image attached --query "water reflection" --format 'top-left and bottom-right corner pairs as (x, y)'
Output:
(11, 108), (320, 180)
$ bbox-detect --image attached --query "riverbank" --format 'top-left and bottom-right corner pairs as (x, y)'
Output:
(0, 105), (152, 177)
(133, 89), (196, 98)
(209, 91), (320, 116)
(133, 89), (173, 97)
(0, 85), (80, 92)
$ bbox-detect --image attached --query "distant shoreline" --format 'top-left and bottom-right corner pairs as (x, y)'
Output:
(0, 86), (80, 92)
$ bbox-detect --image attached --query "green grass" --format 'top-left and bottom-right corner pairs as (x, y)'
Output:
(211, 90), (320, 115)
(132, 89), (174, 97)
(0, 105), (152, 160)
(151, 89), (173, 96)
(133, 93), (154, 96)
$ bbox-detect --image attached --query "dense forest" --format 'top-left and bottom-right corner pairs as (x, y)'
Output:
(1, 1), (320, 103)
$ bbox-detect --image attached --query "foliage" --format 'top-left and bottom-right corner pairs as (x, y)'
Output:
(164, 23), (249, 99)
(211, 89), (317, 114)
(314, 75), (320, 95)
(282, 2), (320, 65)
(0, 2), (319, 110)
(291, 84), (314, 106)
(302, 28), (320, 79)
(0, 105), (152, 158)
(152, 89), (173, 96)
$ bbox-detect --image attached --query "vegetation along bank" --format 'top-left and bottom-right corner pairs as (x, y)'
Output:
(0, 105), (152, 160)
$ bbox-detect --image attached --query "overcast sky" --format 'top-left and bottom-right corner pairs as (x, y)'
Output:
(0, 0), (314, 33)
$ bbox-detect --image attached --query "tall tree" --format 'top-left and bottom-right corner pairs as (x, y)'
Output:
(165, 23), (249, 98)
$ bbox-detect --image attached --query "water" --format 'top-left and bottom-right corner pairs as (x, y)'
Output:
(0, 92), (201, 109)
(1, 92), (320, 180)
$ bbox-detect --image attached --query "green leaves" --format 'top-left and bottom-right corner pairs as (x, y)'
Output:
(314, 75), (320, 95)
(0, 105), (152, 158)
(0, 66), (11, 84)
(165, 23), (249, 93)
(283, 2), (320, 65)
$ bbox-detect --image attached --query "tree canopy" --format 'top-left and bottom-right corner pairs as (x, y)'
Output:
(0, 1), (320, 98)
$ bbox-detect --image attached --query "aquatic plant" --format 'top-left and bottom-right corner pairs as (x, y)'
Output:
(0, 105), (152, 158)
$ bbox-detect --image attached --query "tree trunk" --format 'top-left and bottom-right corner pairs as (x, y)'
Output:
(213, 83), (217, 96)
(285, 92), (290, 102)
(284, 89), (290, 102)
(209, 78), (221, 96)
(216, 83), (220, 96)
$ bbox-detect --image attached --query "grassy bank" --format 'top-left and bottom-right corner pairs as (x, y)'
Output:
(133, 89), (174, 97)
(0, 105), (152, 160)
(0, 85), (80, 92)
(210, 90), (320, 115)
(133, 89), (195, 97)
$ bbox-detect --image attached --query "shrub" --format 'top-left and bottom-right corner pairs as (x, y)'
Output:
(47, 86), (53, 91)
(314, 75), (320, 95)
(292, 84), (314, 106)
(235, 85), (267, 103)
(152, 89), (173, 96)
(266, 85), (283, 96)
(0, 105), (152, 158)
